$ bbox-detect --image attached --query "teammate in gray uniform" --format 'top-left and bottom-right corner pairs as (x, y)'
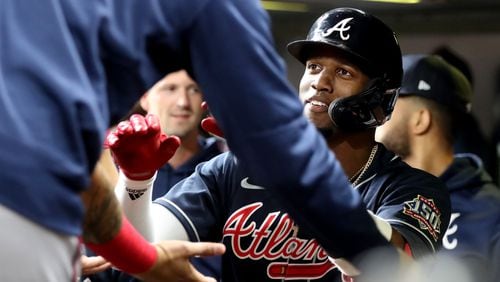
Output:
(109, 8), (451, 282)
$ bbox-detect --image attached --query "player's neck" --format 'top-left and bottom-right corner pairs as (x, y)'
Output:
(404, 136), (454, 178)
(327, 130), (377, 182)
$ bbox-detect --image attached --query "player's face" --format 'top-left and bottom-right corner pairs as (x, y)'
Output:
(141, 70), (203, 139)
(299, 48), (371, 131)
(375, 96), (413, 158)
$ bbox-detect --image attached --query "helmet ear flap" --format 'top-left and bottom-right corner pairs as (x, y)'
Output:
(328, 78), (400, 131)
(380, 87), (400, 121)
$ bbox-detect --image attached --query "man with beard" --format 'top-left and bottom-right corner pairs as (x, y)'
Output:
(376, 54), (500, 282)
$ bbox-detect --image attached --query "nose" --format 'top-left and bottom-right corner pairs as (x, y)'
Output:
(311, 71), (333, 94)
(176, 89), (190, 109)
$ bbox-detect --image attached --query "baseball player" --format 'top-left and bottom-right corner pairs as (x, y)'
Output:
(376, 54), (500, 282)
(109, 8), (451, 282)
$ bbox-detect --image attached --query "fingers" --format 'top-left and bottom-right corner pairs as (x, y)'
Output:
(145, 114), (161, 132)
(106, 114), (162, 148)
(200, 102), (224, 137)
(185, 242), (226, 257)
(157, 241), (226, 258)
(159, 135), (181, 159)
(201, 117), (224, 138)
(138, 241), (224, 282)
(116, 114), (158, 137)
(129, 114), (149, 133)
(201, 101), (209, 111)
(104, 131), (119, 148)
(188, 269), (218, 282)
(80, 255), (112, 275)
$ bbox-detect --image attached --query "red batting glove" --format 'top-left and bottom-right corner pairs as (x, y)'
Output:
(200, 102), (225, 139)
(105, 114), (180, 180)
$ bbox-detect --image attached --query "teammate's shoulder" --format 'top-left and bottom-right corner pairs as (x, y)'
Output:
(197, 151), (239, 173)
(200, 151), (234, 165)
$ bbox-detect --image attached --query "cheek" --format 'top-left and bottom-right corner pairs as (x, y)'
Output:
(191, 109), (204, 122)
(298, 79), (312, 101)
(376, 114), (403, 142)
(338, 80), (366, 98)
(148, 100), (171, 116)
(190, 96), (204, 109)
(156, 97), (176, 110)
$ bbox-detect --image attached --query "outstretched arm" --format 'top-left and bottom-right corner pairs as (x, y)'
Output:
(114, 170), (191, 242)
(107, 114), (192, 242)
(81, 121), (224, 281)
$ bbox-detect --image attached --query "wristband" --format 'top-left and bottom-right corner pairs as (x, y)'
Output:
(119, 170), (157, 191)
(85, 216), (157, 274)
(115, 171), (156, 241)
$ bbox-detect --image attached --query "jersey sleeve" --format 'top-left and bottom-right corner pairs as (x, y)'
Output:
(153, 153), (232, 243)
(374, 169), (451, 258)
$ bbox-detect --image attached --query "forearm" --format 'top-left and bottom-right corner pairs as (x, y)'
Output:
(81, 162), (158, 275)
(115, 171), (189, 242)
(114, 171), (156, 241)
(81, 161), (122, 244)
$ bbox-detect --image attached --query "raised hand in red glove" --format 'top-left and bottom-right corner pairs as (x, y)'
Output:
(105, 114), (180, 180)
(200, 102), (225, 139)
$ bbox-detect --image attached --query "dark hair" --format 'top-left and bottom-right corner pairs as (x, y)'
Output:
(415, 96), (457, 145)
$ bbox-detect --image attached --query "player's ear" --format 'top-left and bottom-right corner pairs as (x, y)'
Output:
(412, 108), (431, 135)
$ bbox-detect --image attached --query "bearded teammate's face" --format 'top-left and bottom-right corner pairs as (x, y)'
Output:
(299, 48), (370, 133)
(375, 97), (413, 158)
(140, 70), (204, 140)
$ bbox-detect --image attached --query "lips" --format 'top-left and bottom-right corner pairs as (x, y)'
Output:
(305, 99), (329, 113)
(171, 113), (191, 119)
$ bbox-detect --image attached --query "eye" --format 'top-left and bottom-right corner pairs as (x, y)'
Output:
(187, 85), (201, 96)
(337, 68), (353, 78)
(162, 85), (177, 95)
(306, 62), (322, 73)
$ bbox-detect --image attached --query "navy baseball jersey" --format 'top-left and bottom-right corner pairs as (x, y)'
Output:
(440, 154), (500, 282)
(156, 143), (450, 281)
(153, 137), (223, 200)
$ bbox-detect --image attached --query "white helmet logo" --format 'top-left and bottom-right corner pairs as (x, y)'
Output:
(418, 80), (431, 91)
(321, 17), (353, 40)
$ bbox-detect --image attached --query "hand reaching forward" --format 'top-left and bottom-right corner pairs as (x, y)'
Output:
(81, 255), (112, 276)
(106, 114), (180, 180)
(136, 241), (226, 282)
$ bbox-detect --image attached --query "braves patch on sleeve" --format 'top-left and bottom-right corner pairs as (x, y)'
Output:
(403, 195), (442, 241)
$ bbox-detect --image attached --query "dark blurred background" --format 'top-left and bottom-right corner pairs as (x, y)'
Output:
(265, 0), (500, 138)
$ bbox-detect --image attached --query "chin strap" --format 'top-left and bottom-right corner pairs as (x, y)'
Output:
(328, 78), (399, 131)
